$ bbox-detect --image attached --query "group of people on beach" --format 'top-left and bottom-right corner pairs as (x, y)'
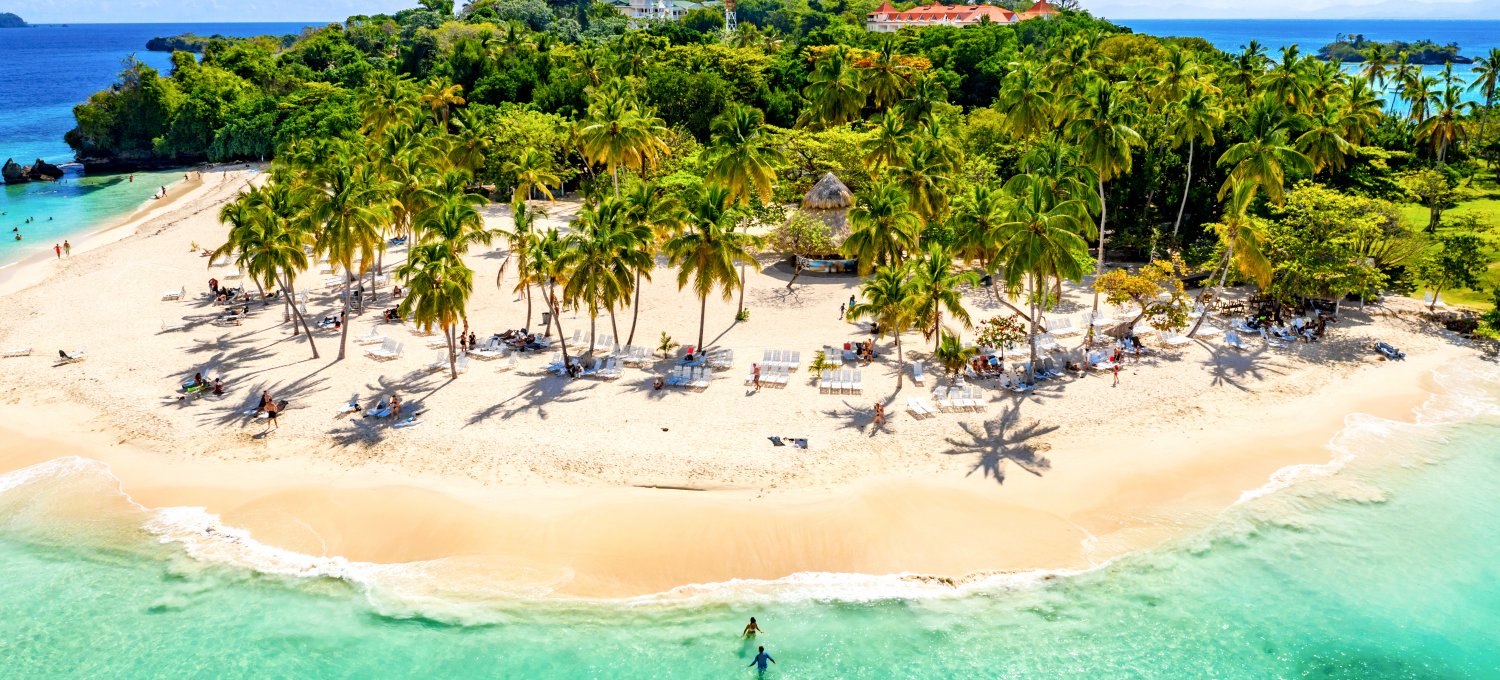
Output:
(52, 240), (71, 258)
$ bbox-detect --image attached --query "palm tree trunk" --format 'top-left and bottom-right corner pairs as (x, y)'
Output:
(626, 271), (643, 346)
(933, 311), (942, 354)
(609, 309), (620, 350)
(987, 277), (1033, 323)
(337, 277), (352, 360)
(894, 328), (904, 390)
(1092, 177), (1108, 319)
(447, 325), (459, 380)
(588, 312), (598, 360)
(549, 283), (571, 370)
(737, 263), (746, 317)
(697, 292), (707, 351)
(1187, 247), (1233, 338)
(284, 277), (319, 359)
(524, 283), (534, 330)
(1028, 272), (1040, 384)
(1172, 139), (1195, 249)
(612, 165), (620, 199)
(251, 278), (267, 305)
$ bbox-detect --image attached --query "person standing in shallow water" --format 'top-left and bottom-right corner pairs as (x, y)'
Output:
(748, 646), (775, 674)
(742, 617), (763, 638)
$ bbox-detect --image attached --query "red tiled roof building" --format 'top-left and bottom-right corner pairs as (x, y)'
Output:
(866, 0), (1059, 32)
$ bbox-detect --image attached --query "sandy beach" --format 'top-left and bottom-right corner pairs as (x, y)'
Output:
(0, 167), (1479, 598)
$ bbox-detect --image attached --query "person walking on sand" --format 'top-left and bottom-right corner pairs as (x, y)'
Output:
(752, 363), (762, 392)
(873, 401), (885, 427)
(1112, 362), (1119, 387)
(741, 617), (764, 638)
(748, 646), (776, 675)
(54, 243), (61, 258)
(263, 399), (279, 433)
(63, 240), (70, 257)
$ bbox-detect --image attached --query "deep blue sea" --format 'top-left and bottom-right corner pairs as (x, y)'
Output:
(0, 23), (316, 265)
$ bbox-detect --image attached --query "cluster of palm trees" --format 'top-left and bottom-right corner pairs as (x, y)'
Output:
(1359, 45), (1500, 164)
(215, 29), (1414, 388)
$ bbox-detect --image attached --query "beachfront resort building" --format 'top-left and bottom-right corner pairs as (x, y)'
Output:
(865, 0), (1059, 32)
(609, 0), (723, 21)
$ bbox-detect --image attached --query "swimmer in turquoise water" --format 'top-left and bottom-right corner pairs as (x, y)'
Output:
(748, 646), (775, 674)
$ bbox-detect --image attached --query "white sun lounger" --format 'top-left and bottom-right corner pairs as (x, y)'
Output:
(58, 347), (86, 363)
(365, 338), (403, 360)
(1224, 331), (1247, 351)
(1048, 316), (1083, 337)
(162, 286), (186, 301)
(2, 347), (32, 358)
(906, 397), (934, 419)
(1160, 330), (1192, 347)
(911, 361), (924, 386)
(353, 327), (386, 346)
(161, 319), (187, 333)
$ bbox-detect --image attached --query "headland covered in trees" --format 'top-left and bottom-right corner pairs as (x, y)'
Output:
(0, 12), (26, 27)
(1317, 33), (1472, 65)
(145, 33), (297, 53)
(8, 0), (1500, 610)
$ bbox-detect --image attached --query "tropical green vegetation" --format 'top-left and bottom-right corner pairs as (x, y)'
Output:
(111, 1), (1500, 382)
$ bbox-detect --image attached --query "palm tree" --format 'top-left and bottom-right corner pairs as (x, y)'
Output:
(214, 185), (320, 359)
(1217, 100), (1313, 205)
(933, 333), (978, 383)
(706, 103), (782, 206)
(798, 45), (864, 129)
(996, 174), (1090, 379)
(495, 200), (540, 326)
(1469, 48), (1500, 161)
(1260, 45), (1310, 112)
(1228, 41), (1269, 97)
(1064, 81), (1142, 316)
(622, 182), (683, 345)
(1360, 43), (1392, 90)
(891, 137), (957, 225)
(994, 63), (1056, 138)
(912, 244), (979, 353)
(1295, 107), (1355, 175)
(398, 240), (474, 379)
(898, 74), (945, 129)
(559, 197), (651, 356)
(1402, 75), (1439, 123)
(860, 36), (912, 111)
(308, 153), (392, 360)
(847, 264), (920, 390)
(1416, 86), (1471, 164)
(419, 79), (466, 131)
(1187, 182), (1272, 337)
(841, 184), (921, 275)
(661, 185), (761, 351)
(862, 110), (913, 173)
(528, 226), (575, 368)
(1168, 86), (1224, 248)
(504, 147), (563, 205)
(578, 82), (670, 197)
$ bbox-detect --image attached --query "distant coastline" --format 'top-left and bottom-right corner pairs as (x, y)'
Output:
(0, 12), (27, 28)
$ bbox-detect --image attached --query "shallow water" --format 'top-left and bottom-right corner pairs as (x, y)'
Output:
(1, 360), (1497, 677)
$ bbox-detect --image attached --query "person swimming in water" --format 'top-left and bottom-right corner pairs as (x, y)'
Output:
(748, 646), (775, 675)
(741, 617), (764, 638)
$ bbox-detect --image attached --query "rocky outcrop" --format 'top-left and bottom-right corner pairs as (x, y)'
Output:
(0, 158), (66, 184)
(30, 158), (64, 180)
(1, 159), (24, 184)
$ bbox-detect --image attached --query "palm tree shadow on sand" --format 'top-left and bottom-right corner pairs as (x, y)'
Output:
(940, 407), (1056, 485)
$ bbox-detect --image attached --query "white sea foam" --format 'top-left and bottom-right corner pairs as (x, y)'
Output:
(3, 356), (1496, 622)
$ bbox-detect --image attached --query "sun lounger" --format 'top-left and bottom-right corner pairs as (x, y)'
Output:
(1087, 350), (1117, 371)
(467, 341), (507, 360)
(911, 361), (924, 386)
(365, 338), (403, 360)
(425, 336), (451, 349)
(3, 347), (31, 358)
(58, 347), (86, 363)
(1160, 330), (1192, 347)
(353, 327), (386, 346)
(1195, 324), (1222, 338)
(162, 286), (186, 301)
(850, 369), (863, 394)
(905, 397), (934, 419)
(1048, 316), (1083, 337)
(1224, 331), (1247, 351)
(160, 319), (187, 333)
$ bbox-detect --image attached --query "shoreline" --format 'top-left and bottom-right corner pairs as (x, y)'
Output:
(0, 347), (1458, 599)
(0, 166), (224, 294)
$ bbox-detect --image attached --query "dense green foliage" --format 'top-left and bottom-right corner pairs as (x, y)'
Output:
(76, 1), (1500, 361)
(0, 12), (25, 28)
(1317, 35), (1470, 65)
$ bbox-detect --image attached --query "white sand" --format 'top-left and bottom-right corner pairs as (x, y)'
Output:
(0, 169), (1475, 597)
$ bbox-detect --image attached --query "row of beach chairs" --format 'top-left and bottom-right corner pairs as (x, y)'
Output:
(760, 349), (801, 371)
(819, 369), (863, 394)
(665, 365), (713, 390)
(933, 385), (985, 412)
(746, 364), (790, 387)
(365, 338), (404, 361)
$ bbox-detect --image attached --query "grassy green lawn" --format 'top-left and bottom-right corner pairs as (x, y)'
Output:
(1401, 170), (1500, 310)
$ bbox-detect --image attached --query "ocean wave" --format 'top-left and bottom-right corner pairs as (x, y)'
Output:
(2, 355), (1497, 623)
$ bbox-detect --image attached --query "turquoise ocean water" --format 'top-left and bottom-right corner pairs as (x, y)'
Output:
(2, 359), (1497, 677)
(0, 23), (313, 266)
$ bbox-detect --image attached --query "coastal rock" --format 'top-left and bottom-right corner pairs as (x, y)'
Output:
(29, 158), (64, 181)
(1, 158), (27, 184)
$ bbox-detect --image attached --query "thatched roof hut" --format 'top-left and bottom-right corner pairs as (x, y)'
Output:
(798, 172), (854, 239)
